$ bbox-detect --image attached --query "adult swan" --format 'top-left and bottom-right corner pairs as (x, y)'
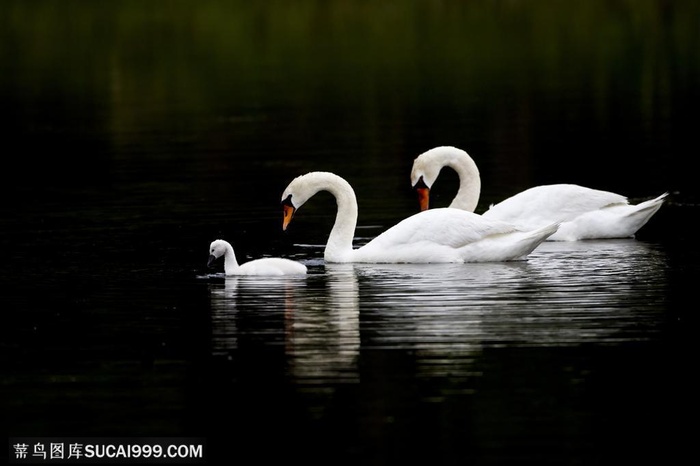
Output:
(281, 171), (558, 263)
(410, 146), (668, 241)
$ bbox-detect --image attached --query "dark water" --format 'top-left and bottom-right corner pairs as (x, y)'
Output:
(1, 1), (698, 464)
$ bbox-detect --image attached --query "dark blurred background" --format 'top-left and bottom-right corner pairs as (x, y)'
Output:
(1, 0), (697, 202)
(1, 2), (698, 463)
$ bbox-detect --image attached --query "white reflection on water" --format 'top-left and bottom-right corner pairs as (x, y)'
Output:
(208, 267), (360, 385)
(287, 265), (360, 385)
(209, 239), (668, 384)
(358, 239), (668, 347)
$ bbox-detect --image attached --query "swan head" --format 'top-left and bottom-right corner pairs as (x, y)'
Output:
(411, 146), (478, 212)
(280, 172), (335, 231)
(281, 194), (296, 231)
(208, 239), (229, 267)
(411, 152), (443, 211)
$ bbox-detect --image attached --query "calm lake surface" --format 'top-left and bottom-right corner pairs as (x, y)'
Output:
(1, 1), (698, 464)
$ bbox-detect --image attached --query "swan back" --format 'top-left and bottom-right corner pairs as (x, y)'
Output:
(482, 184), (628, 225)
(482, 186), (667, 241)
(237, 258), (307, 276)
(354, 208), (556, 263)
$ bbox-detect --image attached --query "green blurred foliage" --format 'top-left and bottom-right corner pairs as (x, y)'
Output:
(3, 0), (698, 117)
(1, 0), (698, 200)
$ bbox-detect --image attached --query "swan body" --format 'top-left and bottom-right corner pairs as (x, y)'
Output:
(281, 171), (557, 263)
(208, 239), (307, 276)
(411, 146), (668, 241)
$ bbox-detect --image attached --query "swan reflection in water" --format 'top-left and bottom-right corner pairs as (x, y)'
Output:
(346, 239), (668, 382)
(356, 239), (668, 349)
(208, 265), (360, 386)
(209, 238), (668, 383)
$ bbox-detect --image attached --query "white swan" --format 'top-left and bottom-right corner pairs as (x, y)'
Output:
(410, 146), (668, 241)
(207, 239), (307, 276)
(281, 171), (558, 263)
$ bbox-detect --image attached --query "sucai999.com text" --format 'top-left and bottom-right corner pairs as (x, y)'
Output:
(9, 438), (205, 463)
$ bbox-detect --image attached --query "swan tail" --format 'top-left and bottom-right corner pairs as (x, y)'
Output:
(511, 222), (560, 258)
(460, 222), (559, 262)
(630, 192), (668, 214)
(593, 191), (667, 239)
(530, 222), (560, 240)
(623, 192), (668, 226)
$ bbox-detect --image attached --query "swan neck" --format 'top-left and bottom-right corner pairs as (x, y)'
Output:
(289, 172), (359, 262)
(326, 179), (358, 262)
(446, 152), (481, 212)
(223, 243), (240, 274)
(300, 173), (358, 262)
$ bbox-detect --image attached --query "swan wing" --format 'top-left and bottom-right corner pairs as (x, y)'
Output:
(352, 208), (529, 262)
(236, 258), (307, 276)
(483, 184), (628, 226)
(550, 192), (668, 240)
(372, 208), (519, 247)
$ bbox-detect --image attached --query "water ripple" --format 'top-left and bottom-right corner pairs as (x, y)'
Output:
(207, 239), (669, 385)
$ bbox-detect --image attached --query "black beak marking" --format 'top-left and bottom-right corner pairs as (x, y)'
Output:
(207, 255), (217, 268)
(414, 176), (429, 190)
(281, 194), (294, 207)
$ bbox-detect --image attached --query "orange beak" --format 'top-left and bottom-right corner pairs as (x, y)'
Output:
(283, 204), (296, 231)
(416, 187), (430, 211)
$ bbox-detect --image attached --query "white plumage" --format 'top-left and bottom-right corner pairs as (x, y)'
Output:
(411, 146), (668, 241)
(281, 171), (557, 263)
(208, 239), (307, 276)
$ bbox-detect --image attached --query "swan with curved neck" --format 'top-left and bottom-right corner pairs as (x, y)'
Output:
(281, 171), (557, 263)
(411, 146), (668, 241)
(412, 146), (482, 212)
(208, 239), (307, 275)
